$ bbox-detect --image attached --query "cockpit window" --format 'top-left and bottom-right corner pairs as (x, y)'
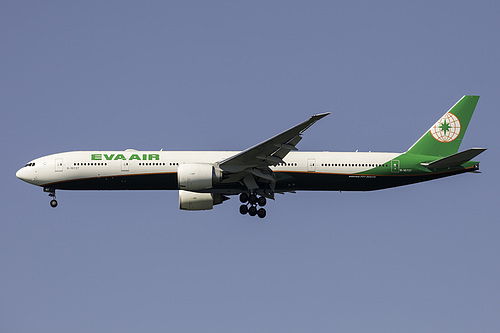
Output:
(25, 162), (35, 167)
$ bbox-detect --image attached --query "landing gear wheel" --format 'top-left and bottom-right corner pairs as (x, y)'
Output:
(239, 204), (248, 215)
(257, 208), (266, 219)
(248, 194), (257, 205)
(46, 189), (58, 208)
(248, 205), (257, 216)
(239, 193), (249, 203)
(257, 196), (267, 207)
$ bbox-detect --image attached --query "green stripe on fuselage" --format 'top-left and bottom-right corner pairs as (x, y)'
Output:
(358, 152), (479, 177)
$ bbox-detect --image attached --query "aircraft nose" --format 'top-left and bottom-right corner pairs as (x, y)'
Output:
(16, 167), (31, 183)
(16, 167), (25, 180)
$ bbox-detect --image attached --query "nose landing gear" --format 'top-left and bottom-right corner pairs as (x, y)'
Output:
(239, 193), (267, 219)
(44, 188), (58, 208)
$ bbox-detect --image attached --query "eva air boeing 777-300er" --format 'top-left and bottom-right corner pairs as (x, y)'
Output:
(17, 95), (485, 218)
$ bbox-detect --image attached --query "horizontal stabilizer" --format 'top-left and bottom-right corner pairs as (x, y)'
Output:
(421, 148), (486, 169)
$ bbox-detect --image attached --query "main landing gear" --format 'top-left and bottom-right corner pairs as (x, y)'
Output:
(239, 193), (267, 219)
(44, 188), (58, 208)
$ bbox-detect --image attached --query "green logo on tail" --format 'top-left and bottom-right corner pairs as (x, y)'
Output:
(430, 112), (461, 143)
(407, 96), (479, 157)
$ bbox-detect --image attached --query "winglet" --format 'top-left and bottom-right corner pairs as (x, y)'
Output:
(299, 112), (331, 134)
(313, 112), (331, 118)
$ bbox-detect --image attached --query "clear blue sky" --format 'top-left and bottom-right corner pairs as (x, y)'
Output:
(1, 1), (499, 332)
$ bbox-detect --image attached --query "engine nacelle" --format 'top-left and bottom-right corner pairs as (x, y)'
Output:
(177, 164), (222, 191)
(178, 190), (227, 211)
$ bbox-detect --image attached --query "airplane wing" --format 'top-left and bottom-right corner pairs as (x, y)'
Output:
(217, 112), (330, 194)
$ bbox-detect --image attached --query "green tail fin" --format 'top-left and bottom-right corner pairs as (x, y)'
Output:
(406, 95), (480, 157)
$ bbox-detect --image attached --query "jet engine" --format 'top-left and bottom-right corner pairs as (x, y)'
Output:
(179, 190), (228, 210)
(177, 164), (222, 191)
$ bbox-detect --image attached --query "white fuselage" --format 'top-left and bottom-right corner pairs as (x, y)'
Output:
(16, 150), (400, 189)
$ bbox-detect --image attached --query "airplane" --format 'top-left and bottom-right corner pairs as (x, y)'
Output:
(16, 95), (485, 218)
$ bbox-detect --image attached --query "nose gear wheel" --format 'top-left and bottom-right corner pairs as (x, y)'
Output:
(47, 189), (58, 208)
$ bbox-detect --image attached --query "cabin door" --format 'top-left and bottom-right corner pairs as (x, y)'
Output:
(307, 159), (316, 172)
(391, 160), (400, 173)
(121, 160), (130, 171)
(55, 158), (63, 172)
